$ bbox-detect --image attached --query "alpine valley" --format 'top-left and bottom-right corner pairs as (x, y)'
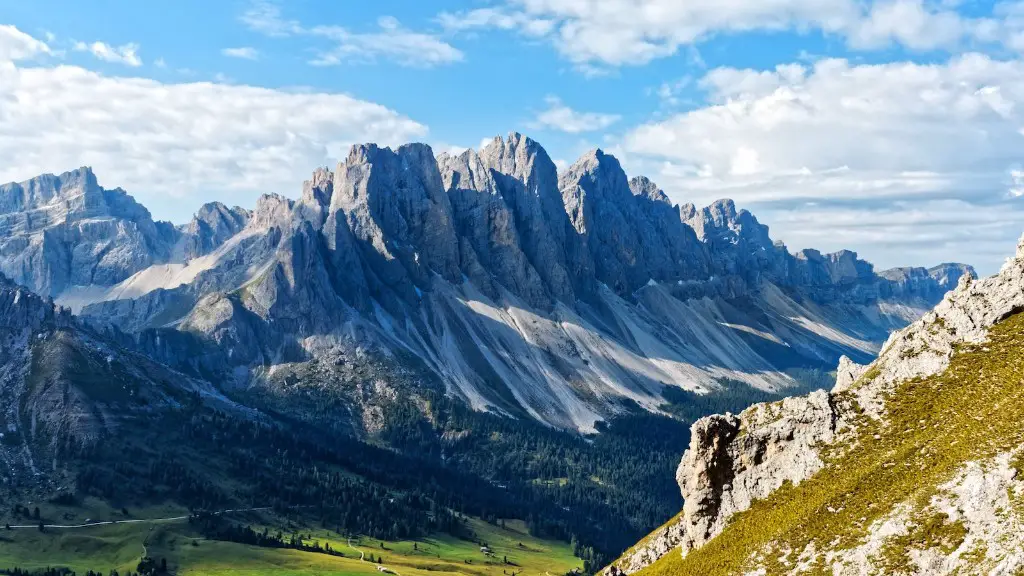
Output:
(0, 134), (980, 576)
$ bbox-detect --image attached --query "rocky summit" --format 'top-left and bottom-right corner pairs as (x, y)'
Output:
(2, 134), (973, 432)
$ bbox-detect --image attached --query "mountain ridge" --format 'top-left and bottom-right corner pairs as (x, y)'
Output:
(1, 133), (976, 431)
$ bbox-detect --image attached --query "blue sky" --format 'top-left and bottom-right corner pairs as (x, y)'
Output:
(2, 0), (1024, 273)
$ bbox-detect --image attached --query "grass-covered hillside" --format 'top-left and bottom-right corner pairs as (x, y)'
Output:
(633, 310), (1024, 575)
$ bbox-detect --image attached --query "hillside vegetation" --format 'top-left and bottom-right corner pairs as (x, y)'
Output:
(635, 310), (1024, 575)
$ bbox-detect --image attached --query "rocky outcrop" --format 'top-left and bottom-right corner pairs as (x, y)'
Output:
(609, 235), (1024, 574)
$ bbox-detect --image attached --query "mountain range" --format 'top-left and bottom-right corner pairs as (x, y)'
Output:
(0, 133), (986, 574)
(0, 133), (974, 434)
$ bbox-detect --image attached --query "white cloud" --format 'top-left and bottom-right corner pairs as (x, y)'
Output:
(652, 76), (692, 107)
(1009, 169), (1024, 197)
(0, 24), (52, 61)
(73, 40), (142, 67)
(529, 96), (620, 133)
(222, 47), (259, 60)
(615, 53), (1024, 273)
(846, 0), (979, 50)
(309, 16), (463, 68)
(240, 0), (301, 37)
(758, 198), (1022, 273)
(0, 26), (428, 225)
(626, 55), (1024, 181)
(242, 2), (461, 68)
(439, 0), (1016, 69)
(437, 7), (555, 37)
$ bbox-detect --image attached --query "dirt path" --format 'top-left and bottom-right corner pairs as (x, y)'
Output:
(346, 537), (366, 561)
(346, 537), (404, 575)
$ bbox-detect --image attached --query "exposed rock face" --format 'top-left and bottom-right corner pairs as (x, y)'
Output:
(610, 235), (1024, 574)
(330, 143), (461, 311)
(0, 167), (178, 296)
(439, 148), (550, 307)
(558, 152), (711, 295)
(676, 390), (841, 551)
(2, 135), (973, 432)
(0, 273), (233, 492)
(628, 176), (709, 286)
(477, 133), (583, 304)
(184, 202), (250, 260)
(682, 199), (774, 290)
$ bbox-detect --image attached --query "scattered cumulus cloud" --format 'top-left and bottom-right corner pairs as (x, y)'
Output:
(0, 24), (52, 61)
(239, 0), (301, 37)
(529, 96), (620, 133)
(437, 7), (555, 37)
(222, 47), (259, 60)
(651, 76), (692, 107)
(438, 0), (1024, 70)
(73, 40), (142, 66)
(242, 1), (461, 68)
(309, 16), (463, 68)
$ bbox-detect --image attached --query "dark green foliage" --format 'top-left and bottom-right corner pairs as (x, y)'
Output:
(378, 393), (693, 571)
(659, 381), (797, 425)
(56, 369), (782, 574)
(189, 512), (347, 558)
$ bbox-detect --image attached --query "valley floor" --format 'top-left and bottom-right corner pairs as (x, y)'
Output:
(0, 502), (581, 576)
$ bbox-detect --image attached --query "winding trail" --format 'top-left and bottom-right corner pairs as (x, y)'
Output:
(346, 537), (366, 560)
(6, 506), (272, 530)
(346, 537), (404, 575)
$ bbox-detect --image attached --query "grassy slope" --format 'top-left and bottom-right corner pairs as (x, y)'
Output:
(635, 311), (1024, 576)
(0, 508), (581, 576)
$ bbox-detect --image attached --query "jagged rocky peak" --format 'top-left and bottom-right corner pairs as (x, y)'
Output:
(478, 132), (558, 189)
(928, 261), (977, 289)
(679, 198), (776, 286)
(249, 193), (294, 230)
(439, 145), (552, 307)
(560, 149), (634, 232)
(793, 248), (875, 286)
(559, 148), (712, 293)
(681, 198), (771, 245)
(628, 175), (671, 204)
(0, 167), (178, 296)
(302, 166), (334, 206)
(0, 166), (99, 213)
(331, 142), (461, 291)
(184, 201), (251, 260)
(473, 132), (580, 304)
(0, 273), (71, 333)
